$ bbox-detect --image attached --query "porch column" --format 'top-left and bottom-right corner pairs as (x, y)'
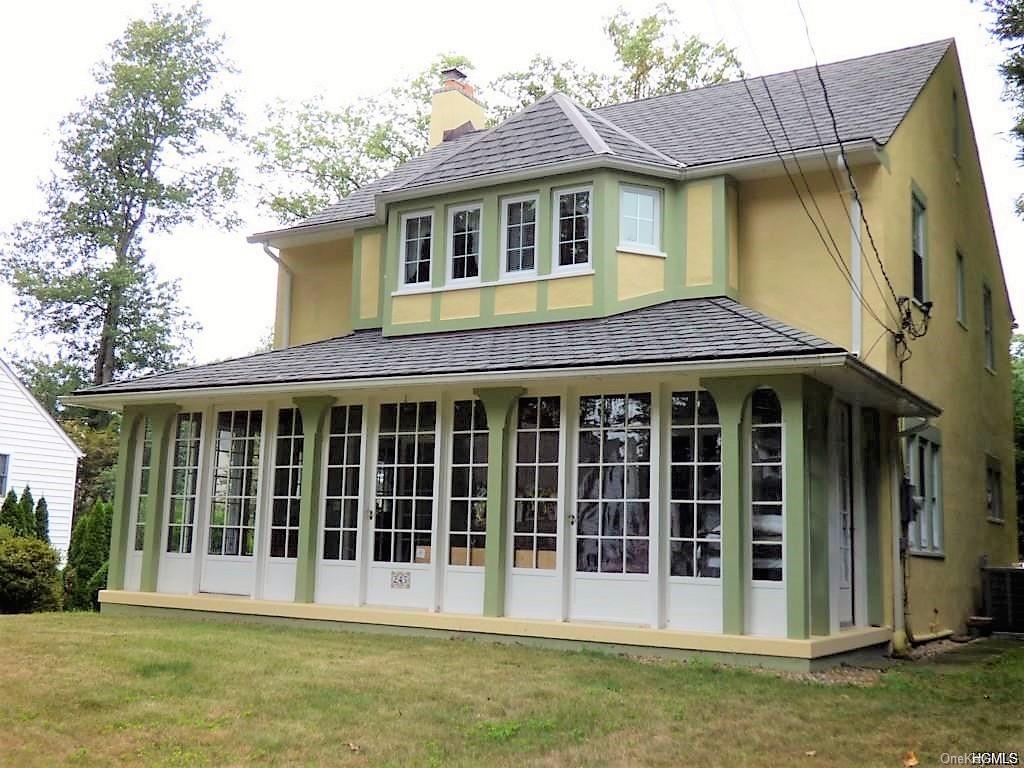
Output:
(139, 405), (180, 593)
(107, 406), (143, 591)
(293, 396), (336, 603)
(801, 378), (833, 637)
(474, 386), (525, 617)
(700, 378), (755, 635)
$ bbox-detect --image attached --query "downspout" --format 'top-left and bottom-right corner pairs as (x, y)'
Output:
(262, 243), (293, 349)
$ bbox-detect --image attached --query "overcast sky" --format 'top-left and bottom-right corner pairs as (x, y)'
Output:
(1, 0), (1020, 365)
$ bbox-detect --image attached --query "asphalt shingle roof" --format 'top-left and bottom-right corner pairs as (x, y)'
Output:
(264, 39), (950, 237)
(74, 297), (843, 397)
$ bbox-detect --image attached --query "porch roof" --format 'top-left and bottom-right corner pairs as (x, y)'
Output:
(65, 296), (938, 418)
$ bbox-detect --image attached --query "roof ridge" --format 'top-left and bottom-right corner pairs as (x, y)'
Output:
(594, 37), (954, 113)
(575, 102), (684, 167)
(550, 92), (612, 156)
(396, 93), (563, 191)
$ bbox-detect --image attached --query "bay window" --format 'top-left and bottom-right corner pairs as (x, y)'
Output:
(401, 211), (433, 287)
(448, 204), (481, 282)
(619, 185), (661, 253)
(555, 187), (591, 269)
(502, 195), (537, 275)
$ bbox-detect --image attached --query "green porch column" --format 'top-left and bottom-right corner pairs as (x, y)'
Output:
(139, 405), (180, 593)
(107, 407), (143, 591)
(773, 378), (810, 639)
(474, 386), (525, 617)
(802, 378), (833, 637)
(294, 396), (337, 603)
(700, 378), (755, 635)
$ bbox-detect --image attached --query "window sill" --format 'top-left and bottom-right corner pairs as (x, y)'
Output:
(443, 277), (482, 290)
(909, 549), (945, 560)
(617, 244), (667, 258)
(987, 517), (1005, 526)
(550, 265), (595, 278)
(393, 284), (435, 296)
(957, 319), (968, 331)
(985, 365), (996, 376)
(391, 269), (596, 297)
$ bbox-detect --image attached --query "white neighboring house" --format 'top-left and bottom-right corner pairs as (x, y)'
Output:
(0, 358), (83, 554)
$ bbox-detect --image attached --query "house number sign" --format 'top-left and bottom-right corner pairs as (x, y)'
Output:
(390, 571), (411, 589)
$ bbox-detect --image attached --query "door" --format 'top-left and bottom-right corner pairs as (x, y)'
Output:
(364, 400), (438, 609)
(570, 392), (654, 625)
(157, 412), (203, 594)
(834, 402), (855, 627)
(199, 409), (264, 596)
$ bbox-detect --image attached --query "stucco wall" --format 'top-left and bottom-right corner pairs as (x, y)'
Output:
(274, 238), (354, 347)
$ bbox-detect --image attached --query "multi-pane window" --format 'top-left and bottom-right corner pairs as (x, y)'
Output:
(513, 397), (560, 570)
(503, 196), (537, 274)
(751, 389), (784, 581)
(374, 402), (435, 564)
(270, 408), (303, 559)
(619, 185), (660, 252)
(323, 405), (363, 561)
(576, 393), (651, 574)
(401, 212), (432, 286)
(912, 194), (926, 303)
(908, 434), (942, 553)
(449, 400), (488, 566)
(449, 205), (481, 281)
(983, 284), (994, 370)
(167, 413), (202, 554)
(0, 454), (8, 495)
(986, 459), (1003, 522)
(208, 410), (262, 557)
(956, 251), (966, 325)
(134, 420), (153, 552)
(556, 188), (591, 268)
(668, 391), (721, 578)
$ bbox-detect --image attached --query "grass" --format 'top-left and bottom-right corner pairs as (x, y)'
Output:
(1, 613), (1022, 767)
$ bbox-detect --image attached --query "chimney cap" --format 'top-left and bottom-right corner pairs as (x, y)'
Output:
(441, 66), (468, 82)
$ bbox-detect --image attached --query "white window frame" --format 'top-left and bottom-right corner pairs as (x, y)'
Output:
(500, 194), (539, 279)
(986, 457), (1004, 524)
(0, 453), (9, 495)
(446, 202), (483, 286)
(907, 432), (943, 556)
(618, 184), (663, 256)
(750, 390), (785, 584)
(398, 210), (434, 291)
(955, 250), (967, 328)
(552, 185), (593, 274)
(911, 194), (927, 304)
(983, 284), (995, 372)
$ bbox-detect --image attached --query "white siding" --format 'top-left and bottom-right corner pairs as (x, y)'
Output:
(0, 361), (81, 555)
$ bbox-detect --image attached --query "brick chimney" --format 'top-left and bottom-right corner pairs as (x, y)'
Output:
(428, 67), (486, 148)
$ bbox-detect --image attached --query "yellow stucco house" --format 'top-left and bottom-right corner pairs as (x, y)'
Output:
(68, 39), (1018, 669)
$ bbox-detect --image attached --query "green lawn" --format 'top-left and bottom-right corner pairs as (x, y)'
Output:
(1, 613), (1021, 767)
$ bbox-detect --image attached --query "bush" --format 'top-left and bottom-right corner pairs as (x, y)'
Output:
(0, 530), (61, 613)
(65, 499), (113, 610)
(34, 497), (50, 543)
(0, 489), (34, 538)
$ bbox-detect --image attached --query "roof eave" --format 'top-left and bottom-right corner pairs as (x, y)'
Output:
(682, 138), (882, 181)
(247, 214), (380, 248)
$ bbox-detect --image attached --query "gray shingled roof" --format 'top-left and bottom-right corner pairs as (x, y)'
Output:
(73, 297), (843, 397)
(261, 39), (950, 238)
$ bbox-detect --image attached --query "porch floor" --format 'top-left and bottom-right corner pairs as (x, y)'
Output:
(99, 590), (891, 665)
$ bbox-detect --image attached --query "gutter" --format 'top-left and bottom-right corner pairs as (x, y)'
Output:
(62, 352), (852, 410)
(262, 244), (292, 348)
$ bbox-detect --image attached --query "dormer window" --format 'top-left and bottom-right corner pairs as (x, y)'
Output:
(401, 211), (433, 287)
(619, 185), (661, 254)
(448, 203), (481, 282)
(554, 187), (591, 271)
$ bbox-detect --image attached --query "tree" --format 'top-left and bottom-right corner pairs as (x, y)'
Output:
(1011, 334), (1024, 556)
(252, 6), (740, 223)
(0, 491), (32, 537)
(18, 487), (35, 536)
(65, 499), (113, 610)
(34, 498), (50, 544)
(252, 53), (471, 222)
(987, 0), (1024, 214)
(1, 3), (241, 388)
(61, 417), (120, 524)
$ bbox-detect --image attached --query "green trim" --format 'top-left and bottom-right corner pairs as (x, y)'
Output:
(666, 183), (685, 288)
(801, 377), (833, 637)
(139, 405), (180, 593)
(293, 396), (337, 603)
(474, 386), (525, 617)
(777, 379), (809, 640)
(861, 408), (885, 627)
(699, 377), (757, 635)
(107, 407), (143, 591)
